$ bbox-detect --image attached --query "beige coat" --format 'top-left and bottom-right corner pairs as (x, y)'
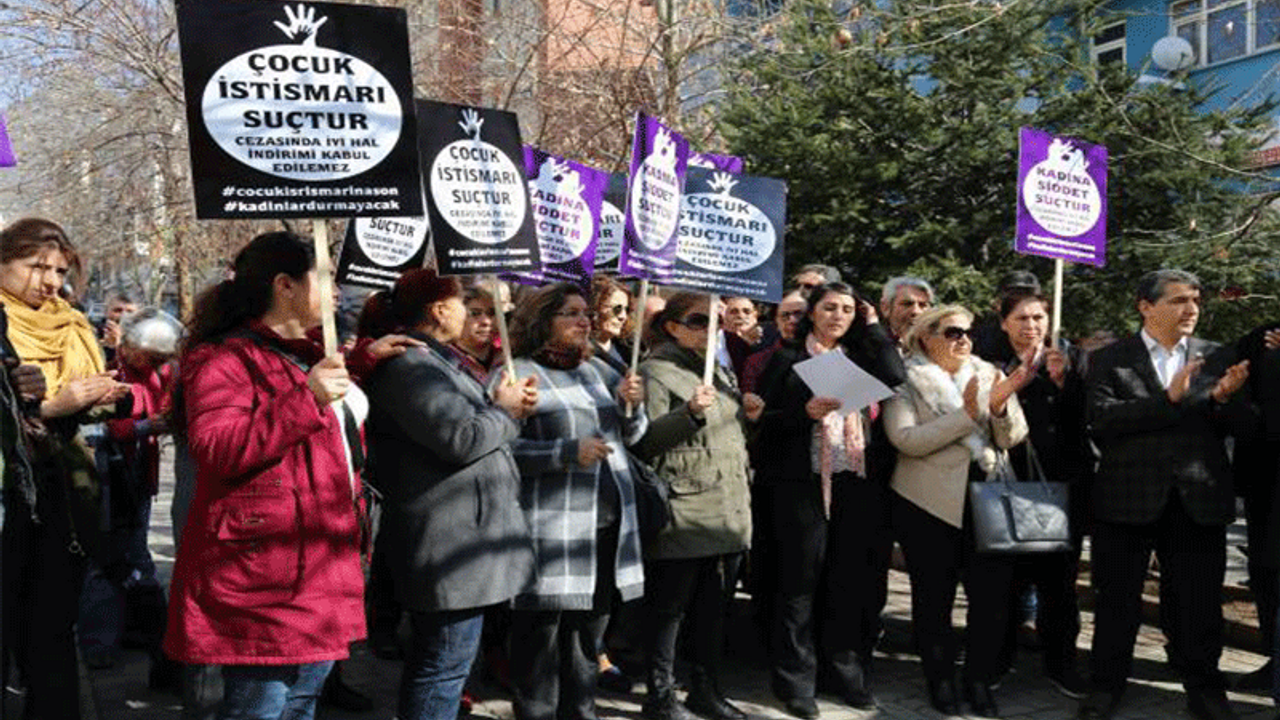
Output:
(884, 356), (1027, 528)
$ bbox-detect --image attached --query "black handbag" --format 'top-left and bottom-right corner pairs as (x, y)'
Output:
(626, 450), (671, 543)
(968, 440), (1071, 553)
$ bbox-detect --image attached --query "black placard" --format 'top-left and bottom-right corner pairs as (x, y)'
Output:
(176, 0), (422, 219)
(418, 100), (540, 276)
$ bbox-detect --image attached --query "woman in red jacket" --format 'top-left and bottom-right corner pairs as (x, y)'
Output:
(164, 231), (383, 720)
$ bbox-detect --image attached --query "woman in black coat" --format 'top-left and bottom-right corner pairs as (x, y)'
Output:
(753, 282), (905, 718)
(360, 269), (540, 720)
(976, 290), (1093, 699)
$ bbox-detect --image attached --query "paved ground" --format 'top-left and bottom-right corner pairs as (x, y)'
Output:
(48, 446), (1280, 720)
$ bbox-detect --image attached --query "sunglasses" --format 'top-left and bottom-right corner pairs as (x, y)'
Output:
(675, 313), (711, 330)
(940, 326), (975, 341)
(607, 303), (629, 317)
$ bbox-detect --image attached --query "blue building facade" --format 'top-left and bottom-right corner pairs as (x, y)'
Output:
(1094, 0), (1280, 164)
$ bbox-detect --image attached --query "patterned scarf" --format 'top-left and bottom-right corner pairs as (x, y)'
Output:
(805, 333), (868, 519)
(1, 290), (104, 397)
(532, 338), (590, 371)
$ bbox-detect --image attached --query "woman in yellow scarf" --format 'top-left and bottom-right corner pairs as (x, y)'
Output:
(0, 217), (129, 720)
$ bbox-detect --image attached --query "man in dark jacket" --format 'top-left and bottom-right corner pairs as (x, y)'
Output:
(1079, 269), (1249, 720)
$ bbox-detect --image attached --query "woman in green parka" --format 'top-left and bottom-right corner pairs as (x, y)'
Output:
(633, 291), (764, 720)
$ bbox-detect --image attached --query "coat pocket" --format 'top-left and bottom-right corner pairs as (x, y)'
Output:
(204, 484), (302, 606)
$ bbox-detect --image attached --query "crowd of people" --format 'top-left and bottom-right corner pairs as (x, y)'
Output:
(0, 220), (1276, 720)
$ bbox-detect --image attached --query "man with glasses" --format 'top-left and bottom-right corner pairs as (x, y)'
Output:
(1079, 269), (1250, 720)
(790, 264), (841, 298)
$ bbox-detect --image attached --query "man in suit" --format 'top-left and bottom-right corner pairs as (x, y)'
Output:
(1079, 269), (1250, 720)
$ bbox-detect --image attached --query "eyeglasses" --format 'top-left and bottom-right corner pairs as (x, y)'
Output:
(777, 309), (806, 321)
(940, 326), (975, 341)
(607, 303), (629, 317)
(675, 313), (711, 330)
(554, 309), (590, 321)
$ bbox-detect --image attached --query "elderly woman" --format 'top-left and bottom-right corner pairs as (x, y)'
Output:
(359, 268), (538, 720)
(503, 282), (646, 720)
(589, 275), (634, 376)
(887, 305), (1029, 718)
(632, 292), (763, 720)
(754, 281), (904, 718)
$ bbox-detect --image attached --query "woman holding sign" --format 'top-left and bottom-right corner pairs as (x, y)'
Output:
(753, 282), (903, 718)
(885, 305), (1030, 717)
(632, 292), (762, 720)
(164, 232), (409, 720)
(359, 269), (538, 720)
(503, 282), (647, 720)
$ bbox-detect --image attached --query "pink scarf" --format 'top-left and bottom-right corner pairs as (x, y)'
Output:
(806, 334), (870, 518)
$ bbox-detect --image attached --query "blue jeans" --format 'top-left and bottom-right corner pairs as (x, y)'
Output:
(217, 661), (333, 720)
(398, 608), (486, 720)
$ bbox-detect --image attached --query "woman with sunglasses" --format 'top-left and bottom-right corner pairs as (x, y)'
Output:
(754, 281), (904, 719)
(449, 284), (500, 383)
(503, 282), (647, 720)
(590, 275), (635, 376)
(886, 305), (1029, 717)
(631, 292), (763, 720)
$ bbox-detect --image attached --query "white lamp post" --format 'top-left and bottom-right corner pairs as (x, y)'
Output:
(1152, 35), (1195, 71)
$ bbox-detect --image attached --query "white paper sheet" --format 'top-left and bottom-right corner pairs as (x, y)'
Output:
(791, 351), (895, 412)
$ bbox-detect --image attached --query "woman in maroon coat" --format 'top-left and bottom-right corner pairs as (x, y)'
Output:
(164, 231), (405, 720)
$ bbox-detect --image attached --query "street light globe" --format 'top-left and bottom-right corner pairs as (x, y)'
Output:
(1152, 36), (1194, 71)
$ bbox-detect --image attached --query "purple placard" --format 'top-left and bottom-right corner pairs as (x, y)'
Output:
(509, 146), (606, 289)
(620, 112), (689, 280)
(0, 114), (16, 168)
(1016, 127), (1107, 267)
(689, 151), (743, 174)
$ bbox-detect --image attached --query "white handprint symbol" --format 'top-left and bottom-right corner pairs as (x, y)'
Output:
(274, 4), (328, 46)
(458, 109), (484, 139)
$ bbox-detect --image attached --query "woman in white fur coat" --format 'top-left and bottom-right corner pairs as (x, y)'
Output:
(885, 305), (1030, 718)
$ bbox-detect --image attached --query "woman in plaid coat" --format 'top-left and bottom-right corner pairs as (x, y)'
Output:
(500, 283), (648, 720)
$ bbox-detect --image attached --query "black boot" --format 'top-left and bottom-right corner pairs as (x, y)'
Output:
(685, 668), (747, 720)
(927, 676), (960, 715)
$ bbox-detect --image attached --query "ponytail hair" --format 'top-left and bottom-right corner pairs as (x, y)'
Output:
(357, 268), (461, 338)
(184, 231), (314, 351)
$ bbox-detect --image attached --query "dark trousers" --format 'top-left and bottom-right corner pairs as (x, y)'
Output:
(644, 553), (743, 693)
(2, 504), (88, 720)
(894, 493), (1014, 686)
(1089, 494), (1227, 694)
(510, 525), (617, 720)
(999, 548), (1082, 677)
(767, 475), (892, 700)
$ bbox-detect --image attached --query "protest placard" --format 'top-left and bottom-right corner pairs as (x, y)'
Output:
(0, 114), (15, 168)
(669, 168), (787, 303)
(335, 214), (432, 290)
(176, 0), (421, 220)
(1016, 127), (1108, 268)
(594, 173), (627, 272)
(508, 147), (606, 290)
(619, 112), (689, 282)
(418, 100), (540, 277)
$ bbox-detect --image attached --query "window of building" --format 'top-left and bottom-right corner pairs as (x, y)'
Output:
(1171, 0), (1280, 66)
(1092, 20), (1127, 65)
